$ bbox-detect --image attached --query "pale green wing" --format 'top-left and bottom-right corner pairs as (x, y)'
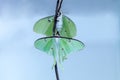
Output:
(60, 37), (84, 54)
(60, 15), (77, 38)
(34, 36), (84, 63)
(33, 16), (54, 36)
(34, 37), (57, 57)
(34, 15), (77, 37)
(58, 36), (84, 62)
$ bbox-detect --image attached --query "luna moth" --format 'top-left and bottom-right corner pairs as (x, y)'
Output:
(33, 14), (76, 38)
(34, 36), (85, 63)
(34, 0), (84, 80)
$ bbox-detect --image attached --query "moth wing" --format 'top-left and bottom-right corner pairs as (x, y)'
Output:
(34, 37), (57, 57)
(59, 37), (84, 62)
(33, 16), (54, 36)
(60, 15), (77, 37)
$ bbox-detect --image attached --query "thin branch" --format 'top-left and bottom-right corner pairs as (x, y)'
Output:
(55, 63), (59, 80)
(53, 0), (63, 80)
(53, 0), (63, 36)
(57, 0), (63, 13)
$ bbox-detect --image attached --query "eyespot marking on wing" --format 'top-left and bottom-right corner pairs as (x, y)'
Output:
(48, 19), (51, 22)
(51, 47), (53, 50)
(61, 48), (64, 51)
(48, 18), (52, 22)
(68, 39), (71, 42)
(44, 39), (47, 42)
(65, 30), (67, 33)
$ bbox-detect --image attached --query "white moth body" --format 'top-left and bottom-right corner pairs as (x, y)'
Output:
(54, 37), (60, 61)
(56, 13), (63, 32)
(55, 38), (60, 49)
(55, 12), (63, 60)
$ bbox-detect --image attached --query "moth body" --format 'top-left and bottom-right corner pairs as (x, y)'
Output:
(56, 13), (63, 32)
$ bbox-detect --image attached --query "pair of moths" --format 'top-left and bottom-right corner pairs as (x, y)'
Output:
(34, 15), (84, 63)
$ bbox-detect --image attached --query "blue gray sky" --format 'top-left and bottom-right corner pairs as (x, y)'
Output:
(0, 0), (120, 80)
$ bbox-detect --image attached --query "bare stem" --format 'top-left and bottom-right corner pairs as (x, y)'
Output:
(55, 63), (59, 80)
(53, 0), (63, 80)
(53, 0), (63, 36)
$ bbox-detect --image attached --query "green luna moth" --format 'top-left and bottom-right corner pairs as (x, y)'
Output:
(33, 15), (76, 38)
(34, 36), (85, 63)
(34, 0), (84, 79)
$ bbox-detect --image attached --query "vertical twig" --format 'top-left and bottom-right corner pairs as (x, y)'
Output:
(53, 0), (63, 80)
(53, 0), (63, 36)
(55, 63), (59, 80)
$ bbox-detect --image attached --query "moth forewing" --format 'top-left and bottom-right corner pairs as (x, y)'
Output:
(33, 16), (54, 36)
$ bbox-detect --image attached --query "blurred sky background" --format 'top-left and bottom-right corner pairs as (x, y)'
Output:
(0, 0), (120, 80)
